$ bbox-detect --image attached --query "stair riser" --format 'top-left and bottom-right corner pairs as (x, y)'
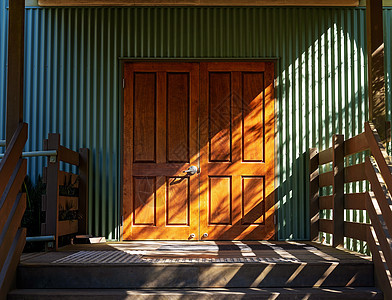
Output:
(17, 263), (374, 289)
(7, 288), (384, 300)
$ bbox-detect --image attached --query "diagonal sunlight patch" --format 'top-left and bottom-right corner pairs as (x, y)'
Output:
(259, 241), (298, 261)
(285, 262), (307, 284)
(250, 263), (275, 288)
(313, 262), (339, 287)
(233, 241), (256, 257)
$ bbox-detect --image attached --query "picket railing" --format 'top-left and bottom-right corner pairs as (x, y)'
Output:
(41, 133), (89, 250)
(310, 121), (392, 298)
(0, 123), (28, 299)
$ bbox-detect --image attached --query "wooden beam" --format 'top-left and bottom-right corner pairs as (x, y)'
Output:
(367, 0), (389, 142)
(309, 148), (319, 241)
(38, 0), (359, 6)
(6, 0), (25, 146)
(333, 134), (344, 248)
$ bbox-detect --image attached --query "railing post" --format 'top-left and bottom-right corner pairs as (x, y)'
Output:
(310, 148), (319, 241)
(78, 148), (89, 235)
(332, 134), (345, 248)
(43, 134), (60, 249)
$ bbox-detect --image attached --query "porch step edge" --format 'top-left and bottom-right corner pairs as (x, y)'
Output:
(8, 287), (383, 300)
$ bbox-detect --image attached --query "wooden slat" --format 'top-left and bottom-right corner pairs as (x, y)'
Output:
(319, 195), (333, 210)
(58, 220), (78, 236)
(58, 171), (79, 188)
(78, 148), (89, 235)
(0, 193), (25, 272)
(344, 132), (368, 157)
(0, 123), (27, 196)
(44, 135), (59, 248)
(0, 159), (27, 233)
(38, 0), (360, 7)
(59, 145), (79, 166)
(345, 162), (367, 183)
(367, 226), (392, 300)
(319, 147), (333, 165)
(59, 196), (78, 211)
(319, 219), (333, 234)
(319, 171), (333, 187)
(366, 191), (392, 272)
(345, 193), (366, 210)
(365, 122), (392, 193)
(333, 134), (345, 248)
(365, 156), (392, 234)
(344, 221), (369, 241)
(0, 228), (26, 300)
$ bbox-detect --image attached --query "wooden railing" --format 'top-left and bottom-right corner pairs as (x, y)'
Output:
(0, 123), (28, 299)
(310, 121), (392, 298)
(41, 133), (89, 250)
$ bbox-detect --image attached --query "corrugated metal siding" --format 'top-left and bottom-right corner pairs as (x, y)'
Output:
(1, 5), (392, 240)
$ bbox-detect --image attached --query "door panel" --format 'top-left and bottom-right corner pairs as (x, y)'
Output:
(123, 62), (199, 240)
(199, 62), (275, 240)
(123, 61), (275, 241)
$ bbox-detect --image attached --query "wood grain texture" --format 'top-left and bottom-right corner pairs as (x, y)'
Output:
(0, 193), (25, 274)
(38, 0), (360, 6)
(133, 177), (156, 225)
(200, 61), (275, 241)
(0, 228), (25, 300)
(332, 134), (344, 248)
(123, 62), (199, 240)
(209, 72), (231, 162)
(319, 147), (333, 165)
(242, 72), (264, 162)
(167, 73), (189, 163)
(0, 123), (28, 196)
(365, 157), (392, 234)
(58, 220), (78, 236)
(166, 177), (189, 225)
(6, 0), (24, 145)
(344, 132), (368, 156)
(242, 177), (264, 224)
(133, 72), (156, 163)
(309, 148), (319, 241)
(366, 191), (392, 272)
(344, 221), (369, 241)
(209, 177), (231, 225)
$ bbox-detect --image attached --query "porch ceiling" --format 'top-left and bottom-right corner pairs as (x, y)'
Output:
(37, 0), (359, 7)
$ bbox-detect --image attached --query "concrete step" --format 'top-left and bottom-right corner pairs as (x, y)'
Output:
(17, 261), (374, 289)
(8, 287), (383, 300)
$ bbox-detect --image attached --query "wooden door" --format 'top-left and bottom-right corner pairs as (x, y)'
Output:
(199, 62), (275, 240)
(123, 61), (275, 240)
(123, 62), (199, 240)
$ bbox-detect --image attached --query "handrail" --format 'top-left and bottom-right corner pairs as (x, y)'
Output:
(0, 150), (57, 160)
(310, 121), (392, 299)
(0, 123), (28, 300)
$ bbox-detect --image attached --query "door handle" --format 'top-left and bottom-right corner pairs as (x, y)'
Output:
(183, 165), (198, 176)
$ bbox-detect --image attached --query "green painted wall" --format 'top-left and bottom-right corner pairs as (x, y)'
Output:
(1, 5), (392, 240)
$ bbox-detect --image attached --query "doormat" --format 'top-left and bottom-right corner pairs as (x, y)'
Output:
(52, 251), (300, 264)
(157, 243), (319, 252)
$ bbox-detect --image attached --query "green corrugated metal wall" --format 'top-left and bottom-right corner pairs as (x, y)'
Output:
(1, 4), (392, 240)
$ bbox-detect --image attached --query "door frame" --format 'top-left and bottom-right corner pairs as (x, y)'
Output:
(120, 58), (278, 241)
